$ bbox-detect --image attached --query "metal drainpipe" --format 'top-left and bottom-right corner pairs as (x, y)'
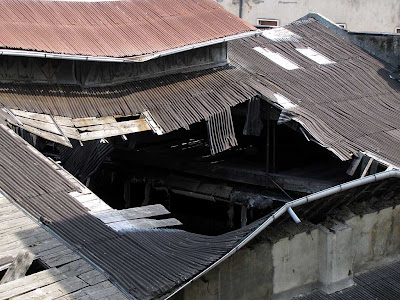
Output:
(239, 0), (243, 18)
(164, 170), (400, 299)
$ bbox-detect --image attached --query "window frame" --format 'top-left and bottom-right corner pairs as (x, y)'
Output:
(256, 18), (280, 29)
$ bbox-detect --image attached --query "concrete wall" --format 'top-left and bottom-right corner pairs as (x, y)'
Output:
(173, 203), (400, 299)
(347, 33), (400, 67)
(216, 0), (400, 33)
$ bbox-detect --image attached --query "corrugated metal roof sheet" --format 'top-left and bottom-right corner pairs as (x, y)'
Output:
(0, 65), (258, 134)
(2, 18), (400, 168)
(0, 124), (267, 299)
(228, 18), (400, 168)
(0, 0), (255, 58)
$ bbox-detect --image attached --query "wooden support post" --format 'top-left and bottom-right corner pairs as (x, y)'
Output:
(142, 181), (151, 206)
(0, 251), (35, 284)
(361, 158), (373, 178)
(124, 179), (131, 209)
(241, 205), (247, 228)
(272, 121), (276, 173)
(227, 203), (235, 229)
(266, 106), (270, 173)
(370, 160), (379, 174)
(346, 152), (364, 176)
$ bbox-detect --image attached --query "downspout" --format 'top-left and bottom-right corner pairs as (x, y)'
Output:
(164, 170), (400, 299)
(239, 0), (243, 19)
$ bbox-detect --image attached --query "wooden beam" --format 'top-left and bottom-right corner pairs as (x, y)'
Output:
(93, 204), (170, 224)
(346, 152), (364, 176)
(0, 268), (65, 299)
(72, 116), (117, 128)
(361, 157), (374, 178)
(107, 218), (182, 232)
(0, 251), (35, 284)
(79, 119), (151, 141)
(8, 121), (72, 147)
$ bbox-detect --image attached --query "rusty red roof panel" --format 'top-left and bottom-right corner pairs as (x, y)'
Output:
(0, 0), (255, 58)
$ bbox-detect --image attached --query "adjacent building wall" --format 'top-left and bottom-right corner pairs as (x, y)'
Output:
(216, 0), (400, 33)
(173, 203), (400, 299)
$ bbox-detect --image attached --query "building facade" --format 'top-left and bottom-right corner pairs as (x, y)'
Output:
(216, 0), (400, 33)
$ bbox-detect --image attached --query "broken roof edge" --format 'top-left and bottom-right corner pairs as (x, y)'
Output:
(163, 170), (400, 299)
(0, 124), (133, 299)
(0, 30), (260, 63)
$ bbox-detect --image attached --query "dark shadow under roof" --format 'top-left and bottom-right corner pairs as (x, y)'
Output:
(228, 18), (400, 168)
(0, 125), (265, 299)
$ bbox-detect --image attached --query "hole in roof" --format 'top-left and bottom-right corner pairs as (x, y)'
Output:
(253, 47), (300, 70)
(0, 259), (48, 282)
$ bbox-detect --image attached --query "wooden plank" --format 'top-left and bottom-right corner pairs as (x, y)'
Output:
(58, 281), (116, 299)
(11, 276), (88, 300)
(0, 251), (35, 284)
(0, 231), (52, 252)
(347, 152), (364, 176)
(74, 194), (99, 203)
(361, 157), (374, 178)
(78, 199), (111, 212)
(108, 218), (182, 232)
(10, 109), (74, 127)
(0, 268), (65, 300)
(78, 119), (148, 132)
(9, 121), (71, 147)
(41, 251), (81, 268)
(93, 204), (170, 224)
(57, 259), (93, 278)
(1, 238), (63, 257)
(78, 270), (107, 286)
(79, 119), (150, 141)
(10, 109), (53, 124)
(10, 115), (80, 139)
(72, 116), (117, 128)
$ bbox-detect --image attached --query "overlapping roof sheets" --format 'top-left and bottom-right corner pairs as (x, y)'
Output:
(0, 0), (255, 58)
(228, 18), (400, 168)
(0, 124), (266, 299)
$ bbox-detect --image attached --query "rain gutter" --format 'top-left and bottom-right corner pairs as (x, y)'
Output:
(164, 170), (400, 299)
(0, 30), (260, 63)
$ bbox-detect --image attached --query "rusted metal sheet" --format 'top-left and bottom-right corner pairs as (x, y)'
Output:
(0, 0), (255, 58)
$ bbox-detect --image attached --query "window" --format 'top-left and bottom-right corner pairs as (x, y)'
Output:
(337, 23), (347, 30)
(257, 19), (279, 29)
(396, 27), (400, 34)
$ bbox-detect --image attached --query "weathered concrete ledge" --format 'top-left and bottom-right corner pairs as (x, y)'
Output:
(173, 201), (400, 300)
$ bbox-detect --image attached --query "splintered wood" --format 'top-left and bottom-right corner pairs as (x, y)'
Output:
(0, 194), (127, 299)
(7, 109), (151, 147)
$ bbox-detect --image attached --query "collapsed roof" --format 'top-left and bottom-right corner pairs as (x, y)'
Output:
(2, 17), (400, 167)
(228, 17), (400, 168)
(0, 0), (255, 60)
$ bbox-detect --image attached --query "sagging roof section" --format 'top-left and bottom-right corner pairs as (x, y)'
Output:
(228, 18), (400, 169)
(0, 124), (265, 299)
(0, 0), (256, 59)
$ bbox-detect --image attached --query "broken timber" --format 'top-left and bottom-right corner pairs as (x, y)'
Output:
(6, 108), (152, 147)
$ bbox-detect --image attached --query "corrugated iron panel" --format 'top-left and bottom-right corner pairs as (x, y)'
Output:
(0, 0), (255, 57)
(0, 123), (266, 299)
(228, 18), (400, 168)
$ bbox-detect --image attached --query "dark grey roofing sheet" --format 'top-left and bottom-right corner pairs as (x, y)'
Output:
(295, 260), (400, 300)
(228, 18), (400, 167)
(1, 18), (400, 168)
(0, 125), (266, 299)
(0, 66), (258, 134)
